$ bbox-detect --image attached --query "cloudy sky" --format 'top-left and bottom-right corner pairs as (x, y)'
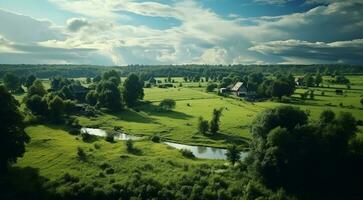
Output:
(0, 0), (362, 65)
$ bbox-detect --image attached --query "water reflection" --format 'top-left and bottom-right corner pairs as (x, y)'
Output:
(164, 142), (247, 160)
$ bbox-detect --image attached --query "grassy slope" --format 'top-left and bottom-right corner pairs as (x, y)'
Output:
(78, 76), (363, 147)
(16, 125), (221, 192)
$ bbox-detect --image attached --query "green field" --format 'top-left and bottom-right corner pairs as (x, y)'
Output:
(5, 74), (362, 199)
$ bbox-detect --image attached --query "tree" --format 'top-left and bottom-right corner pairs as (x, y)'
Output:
(103, 70), (121, 85)
(93, 75), (102, 83)
(48, 95), (65, 122)
(0, 86), (30, 171)
(198, 117), (209, 134)
(361, 98), (363, 106)
(86, 90), (98, 106)
(25, 75), (36, 88)
(226, 144), (240, 165)
(122, 74), (144, 107)
(159, 99), (176, 111)
(3, 73), (22, 93)
(335, 75), (350, 84)
(96, 80), (123, 110)
(86, 77), (91, 84)
(270, 81), (290, 100)
(210, 108), (223, 134)
(303, 73), (314, 87)
(25, 94), (48, 116)
(220, 77), (233, 88)
(206, 83), (217, 92)
(315, 72), (322, 87)
(27, 80), (46, 97)
(247, 106), (361, 199)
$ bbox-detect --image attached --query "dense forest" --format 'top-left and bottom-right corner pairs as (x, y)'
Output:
(1, 64), (363, 79)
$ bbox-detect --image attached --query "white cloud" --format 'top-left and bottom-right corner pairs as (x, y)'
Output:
(249, 39), (363, 64)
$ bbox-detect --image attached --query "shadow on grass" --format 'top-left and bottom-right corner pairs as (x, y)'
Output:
(204, 132), (249, 146)
(0, 166), (51, 200)
(110, 109), (155, 123)
(138, 103), (193, 120)
(127, 148), (143, 156)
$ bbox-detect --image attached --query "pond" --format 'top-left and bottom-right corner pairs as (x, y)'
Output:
(80, 128), (248, 160)
(164, 142), (248, 160)
(80, 128), (142, 140)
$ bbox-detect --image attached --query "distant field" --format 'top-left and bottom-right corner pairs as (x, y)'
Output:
(77, 76), (363, 147)
(8, 75), (363, 148)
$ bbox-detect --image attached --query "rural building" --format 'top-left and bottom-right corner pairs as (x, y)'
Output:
(230, 82), (248, 96)
(295, 77), (304, 86)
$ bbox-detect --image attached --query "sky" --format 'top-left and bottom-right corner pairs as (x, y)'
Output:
(0, 0), (362, 65)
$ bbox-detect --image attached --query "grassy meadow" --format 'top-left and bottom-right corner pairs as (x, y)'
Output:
(9, 75), (363, 196)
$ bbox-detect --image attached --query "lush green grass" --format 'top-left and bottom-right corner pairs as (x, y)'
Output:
(16, 125), (221, 192)
(78, 76), (363, 147)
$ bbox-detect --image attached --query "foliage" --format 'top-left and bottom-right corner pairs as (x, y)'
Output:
(180, 149), (195, 158)
(247, 106), (362, 199)
(77, 147), (87, 161)
(159, 98), (176, 111)
(206, 83), (217, 92)
(28, 80), (47, 97)
(126, 140), (134, 152)
(0, 86), (30, 171)
(47, 95), (65, 123)
(96, 80), (123, 110)
(24, 75), (36, 88)
(25, 94), (48, 116)
(198, 116), (209, 134)
(150, 135), (161, 143)
(210, 108), (223, 134)
(86, 90), (98, 106)
(226, 144), (240, 165)
(3, 73), (22, 93)
(122, 74), (144, 107)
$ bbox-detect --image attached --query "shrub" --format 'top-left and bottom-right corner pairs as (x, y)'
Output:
(105, 168), (115, 174)
(159, 99), (176, 111)
(126, 140), (134, 152)
(198, 117), (209, 134)
(151, 135), (161, 143)
(63, 172), (79, 183)
(77, 147), (87, 161)
(180, 149), (195, 158)
(105, 132), (114, 143)
(81, 131), (92, 142)
(94, 143), (101, 149)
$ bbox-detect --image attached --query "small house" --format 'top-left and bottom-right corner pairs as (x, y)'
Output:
(230, 82), (248, 96)
(295, 77), (304, 86)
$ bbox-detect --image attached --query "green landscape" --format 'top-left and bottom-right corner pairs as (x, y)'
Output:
(1, 64), (363, 200)
(1, 0), (363, 199)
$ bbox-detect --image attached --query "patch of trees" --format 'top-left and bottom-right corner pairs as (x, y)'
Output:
(257, 74), (295, 99)
(2, 73), (24, 93)
(0, 86), (30, 171)
(247, 106), (363, 199)
(24, 78), (77, 123)
(198, 108), (223, 135)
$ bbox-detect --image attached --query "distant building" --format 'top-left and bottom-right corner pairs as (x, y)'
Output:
(230, 82), (248, 96)
(295, 77), (304, 86)
(219, 88), (227, 94)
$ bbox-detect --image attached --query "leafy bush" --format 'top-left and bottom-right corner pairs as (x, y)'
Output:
(180, 149), (195, 158)
(159, 99), (176, 111)
(105, 132), (114, 143)
(151, 135), (161, 143)
(126, 140), (134, 152)
(77, 147), (87, 161)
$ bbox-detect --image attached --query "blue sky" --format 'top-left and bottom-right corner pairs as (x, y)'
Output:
(0, 0), (362, 65)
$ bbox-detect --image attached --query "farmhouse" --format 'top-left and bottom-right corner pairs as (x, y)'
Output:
(231, 82), (248, 96)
